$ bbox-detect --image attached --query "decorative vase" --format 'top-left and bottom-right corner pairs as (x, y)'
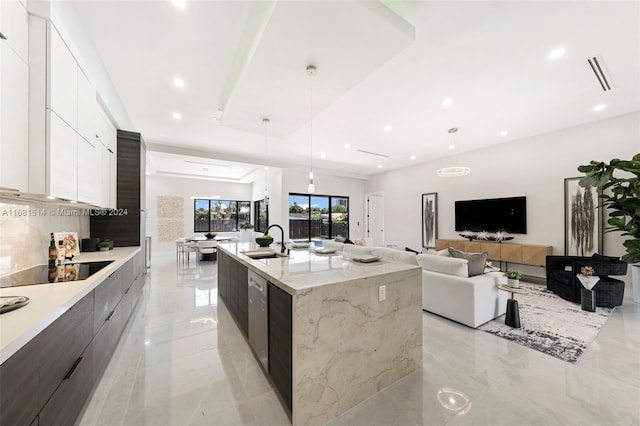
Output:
(240, 229), (252, 243)
(507, 278), (520, 288)
(255, 237), (273, 248)
(99, 247), (109, 252)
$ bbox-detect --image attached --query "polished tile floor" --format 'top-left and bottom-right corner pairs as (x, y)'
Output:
(79, 251), (640, 425)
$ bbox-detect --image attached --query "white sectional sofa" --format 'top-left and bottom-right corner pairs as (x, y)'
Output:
(416, 254), (507, 328)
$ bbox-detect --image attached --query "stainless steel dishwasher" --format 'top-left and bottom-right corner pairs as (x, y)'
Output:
(248, 270), (268, 372)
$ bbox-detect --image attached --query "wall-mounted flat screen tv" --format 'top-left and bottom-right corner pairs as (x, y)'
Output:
(455, 196), (527, 233)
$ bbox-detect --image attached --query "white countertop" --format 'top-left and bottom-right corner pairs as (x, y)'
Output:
(218, 242), (419, 295)
(0, 247), (141, 364)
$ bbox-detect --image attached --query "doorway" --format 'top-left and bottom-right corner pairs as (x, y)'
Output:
(366, 192), (384, 246)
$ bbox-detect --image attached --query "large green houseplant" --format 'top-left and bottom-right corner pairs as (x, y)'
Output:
(577, 154), (640, 263)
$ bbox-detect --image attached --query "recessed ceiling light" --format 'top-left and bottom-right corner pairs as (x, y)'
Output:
(172, 0), (186, 9)
(69, 200), (77, 204)
(384, 125), (392, 132)
(549, 48), (566, 60)
(344, 143), (351, 149)
(173, 77), (185, 87)
(448, 144), (455, 150)
(46, 196), (55, 200)
(410, 155), (416, 160)
(499, 130), (508, 136)
(320, 154), (326, 159)
(173, 112), (182, 120)
(263, 166), (269, 171)
(377, 165), (383, 169)
(593, 104), (606, 111)
(442, 98), (453, 106)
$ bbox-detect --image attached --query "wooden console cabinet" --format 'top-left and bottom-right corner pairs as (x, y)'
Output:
(435, 239), (552, 267)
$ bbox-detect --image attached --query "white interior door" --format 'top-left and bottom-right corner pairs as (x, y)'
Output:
(366, 193), (384, 246)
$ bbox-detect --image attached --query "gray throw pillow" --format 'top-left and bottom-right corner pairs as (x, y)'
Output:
(448, 247), (488, 277)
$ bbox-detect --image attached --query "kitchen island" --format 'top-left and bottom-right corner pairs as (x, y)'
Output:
(217, 242), (422, 426)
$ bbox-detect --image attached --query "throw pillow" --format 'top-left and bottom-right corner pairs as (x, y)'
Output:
(448, 247), (488, 277)
(423, 248), (450, 257)
(344, 238), (354, 244)
(335, 235), (346, 243)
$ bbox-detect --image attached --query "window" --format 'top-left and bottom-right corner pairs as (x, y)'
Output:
(288, 193), (349, 241)
(193, 199), (251, 232)
(254, 199), (269, 232)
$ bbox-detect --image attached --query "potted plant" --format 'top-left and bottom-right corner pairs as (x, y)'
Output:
(255, 233), (273, 247)
(504, 269), (523, 288)
(578, 154), (640, 302)
(239, 222), (254, 243)
(98, 241), (111, 252)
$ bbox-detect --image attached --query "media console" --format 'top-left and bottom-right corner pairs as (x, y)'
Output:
(435, 239), (552, 267)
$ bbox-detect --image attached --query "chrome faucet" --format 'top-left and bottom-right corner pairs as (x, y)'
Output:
(265, 224), (285, 254)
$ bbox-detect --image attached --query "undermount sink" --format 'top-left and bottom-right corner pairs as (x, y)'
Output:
(241, 250), (288, 260)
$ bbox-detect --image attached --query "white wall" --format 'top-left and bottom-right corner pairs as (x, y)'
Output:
(281, 169), (367, 240)
(146, 175), (252, 253)
(366, 112), (639, 281)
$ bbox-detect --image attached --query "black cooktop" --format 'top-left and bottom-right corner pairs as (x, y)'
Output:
(0, 261), (114, 288)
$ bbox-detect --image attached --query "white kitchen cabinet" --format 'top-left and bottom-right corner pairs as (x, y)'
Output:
(0, 42), (29, 193)
(77, 136), (99, 205)
(48, 111), (77, 201)
(77, 69), (96, 144)
(0, 0), (29, 63)
(97, 142), (113, 208)
(48, 25), (77, 129)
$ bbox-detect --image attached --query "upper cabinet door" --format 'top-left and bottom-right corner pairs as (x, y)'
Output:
(0, 42), (29, 192)
(77, 68), (96, 143)
(48, 111), (78, 200)
(48, 26), (77, 129)
(0, 0), (29, 63)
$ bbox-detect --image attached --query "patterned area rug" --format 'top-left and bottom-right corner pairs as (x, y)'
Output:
(478, 282), (613, 364)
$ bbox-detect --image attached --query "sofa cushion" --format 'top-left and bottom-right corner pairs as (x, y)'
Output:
(343, 244), (373, 258)
(448, 248), (488, 277)
(416, 254), (468, 277)
(372, 247), (418, 265)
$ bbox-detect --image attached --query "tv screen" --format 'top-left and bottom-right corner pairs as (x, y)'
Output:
(455, 196), (527, 234)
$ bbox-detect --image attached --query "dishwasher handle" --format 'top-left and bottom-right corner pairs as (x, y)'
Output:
(249, 275), (266, 294)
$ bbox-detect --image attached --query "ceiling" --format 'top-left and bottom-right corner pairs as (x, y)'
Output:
(71, 0), (640, 181)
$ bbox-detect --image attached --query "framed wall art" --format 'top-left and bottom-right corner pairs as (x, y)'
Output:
(564, 177), (602, 256)
(422, 193), (438, 248)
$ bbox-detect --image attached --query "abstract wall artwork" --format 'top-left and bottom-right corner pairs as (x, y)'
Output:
(422, 193), (438, 248)
(564, 177), (602, 256)
(157, 196), (184, 242)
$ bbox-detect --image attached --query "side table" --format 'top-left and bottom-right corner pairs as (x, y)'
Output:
(497, 284), (529, 328)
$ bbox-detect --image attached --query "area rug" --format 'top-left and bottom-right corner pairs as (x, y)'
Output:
(478, 283), (613, 364)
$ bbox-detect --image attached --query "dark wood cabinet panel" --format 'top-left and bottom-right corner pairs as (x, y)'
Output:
(38, 350), (93, 426)
(236, 264), (249, 336)
(217, 250), (228, 302)
(268, 283), (292, 413)
(0, 337), (42, 426)
(90, 130), (146, 248)
(39, 291), (94, 407)
(93, 267), (123, 335)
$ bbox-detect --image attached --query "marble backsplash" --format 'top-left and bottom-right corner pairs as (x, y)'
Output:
(0, 199), (90, 275)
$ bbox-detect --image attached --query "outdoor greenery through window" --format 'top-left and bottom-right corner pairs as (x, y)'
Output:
(194, 199), (251, 232)
(254, 199), (269, 232)
(289, 193), (348, 240)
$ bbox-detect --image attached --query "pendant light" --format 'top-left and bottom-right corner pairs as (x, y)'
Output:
(262, 117), (270, 206)
(437, 127), (470, 177)
(306, 65), (316, 193)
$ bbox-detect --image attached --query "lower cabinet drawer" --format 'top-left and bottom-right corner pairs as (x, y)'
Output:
(0, 337), (42, 426)
(92, 300), (127, 382)
(38, 350), (94, 426)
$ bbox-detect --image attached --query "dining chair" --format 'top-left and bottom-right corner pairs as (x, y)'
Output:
(176, 239), (197, 263)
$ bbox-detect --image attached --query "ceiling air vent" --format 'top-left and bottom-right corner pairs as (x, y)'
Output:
(356, 149), (390, 158)
(586, 55), (614, 92)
